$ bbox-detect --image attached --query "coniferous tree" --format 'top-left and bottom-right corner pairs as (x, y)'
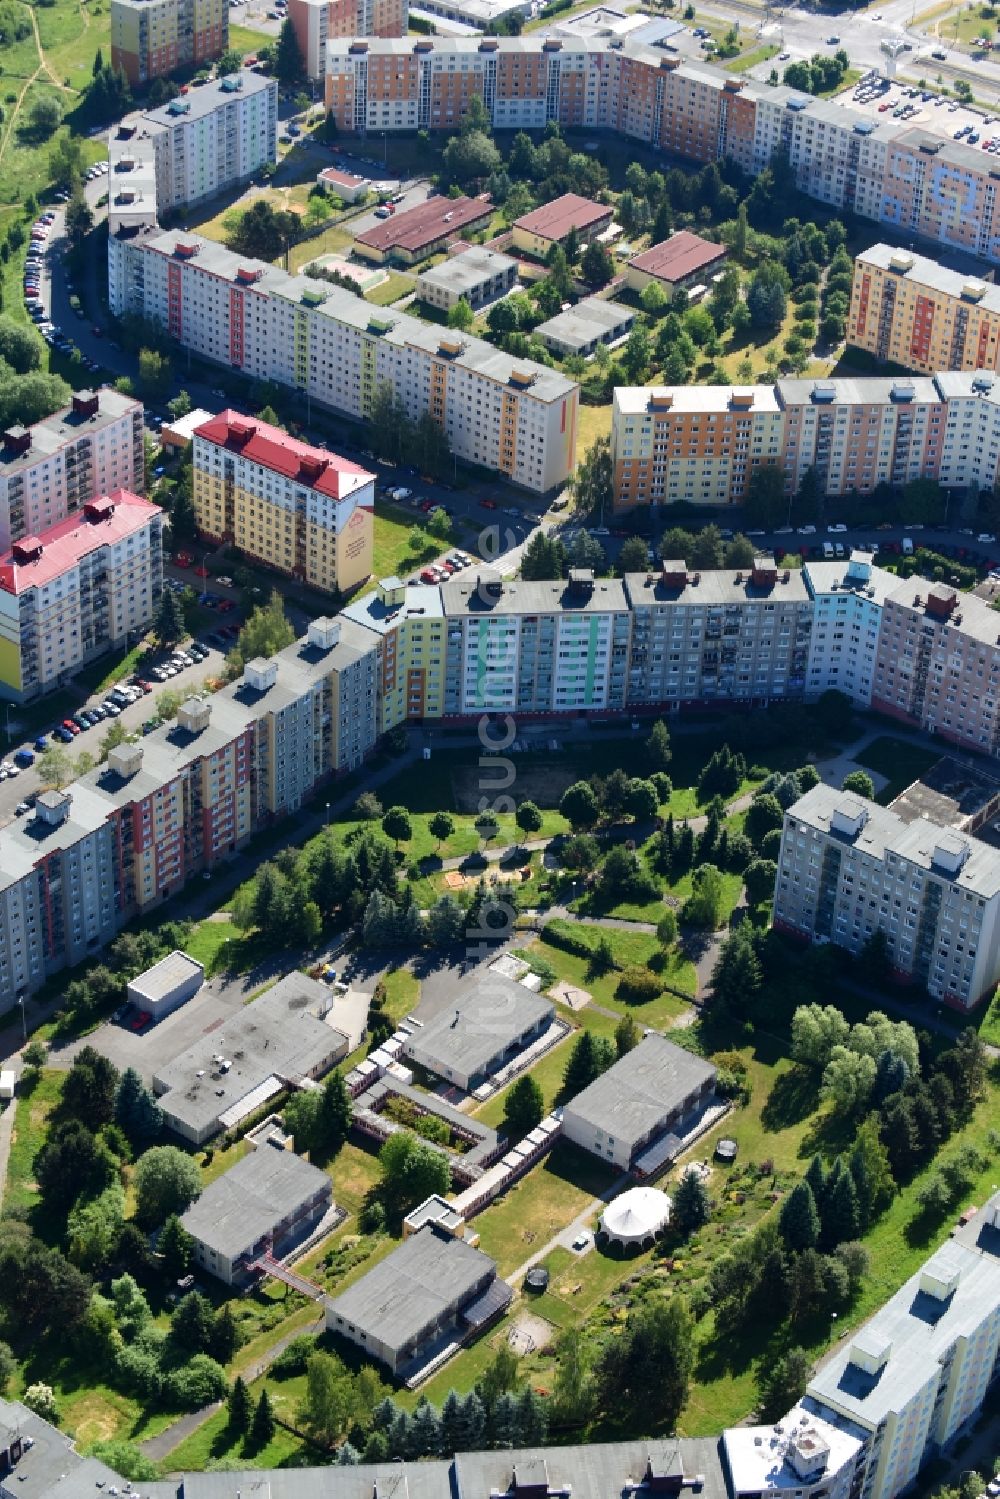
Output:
(250, 1389), (275, 1449)
(779, 1180), (820, 1252)
(228, 1376), (252, 1436)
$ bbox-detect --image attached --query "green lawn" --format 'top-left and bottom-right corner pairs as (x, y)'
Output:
(725, 43), (779, 72)
(365, 270), (415, 306)
(4, 1069), (63, 1216)
(381, 967), (420, 1022)
(473, 1143), (620, 1277)
(534, 920), (696, 1021)
(856, 735), (941, 804)
(372, 505), (438, 580)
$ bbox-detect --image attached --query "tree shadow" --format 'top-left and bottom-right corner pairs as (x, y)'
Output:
(760, 1065), (817, 1133)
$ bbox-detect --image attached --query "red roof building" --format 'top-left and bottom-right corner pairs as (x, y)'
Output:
(626, 231), (726, 292)
(512, 193), (613, 256)
(192, 412), (374, 502)
(353, 195), (493, 265)
(0, 490), (161, 595)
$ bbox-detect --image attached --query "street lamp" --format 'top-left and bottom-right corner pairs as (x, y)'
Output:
(830, 1311), (838, 1344)
(17, 997), (26, 1046)
(325, 802), (330, 827)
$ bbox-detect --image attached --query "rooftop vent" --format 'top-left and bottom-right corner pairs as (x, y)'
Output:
(35, 789), (72, 827)
(831, 797), (868, 839)
(244, 658), (277, 692)
(72, 390), (100, 419)
(308, 617), (341, 650)
(2, 425), (31, 456)
(108, 742), (143, 778)
(177, 697), (211, 734)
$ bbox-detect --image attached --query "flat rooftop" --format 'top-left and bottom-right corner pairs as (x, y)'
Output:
(615, 383), (782, 416)
(128, 949), (203, 1004)
(354, 195), (492, 254)
(724, 1405), (863, 1494)
(564, 1033), (716, 1149)
(416, 245), (516, 296)
(327, 1224), (496, 1352)
(536, 295), (634, 351)
(441, 573), (629, 617)
(403, 971), (553, 1081)
(0, 388), (139, 473)
(142, 70), (274, 129)
(180, 1146), (330, 1259)
(152, 972), (349, 1137)
(889, 756), (1000, 831)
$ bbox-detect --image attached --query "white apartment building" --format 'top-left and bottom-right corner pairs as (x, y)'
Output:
(725, 1405), (864, 1499)
(109, 73), (277, 218)
(802, 553), (893, 708)
(806, 1195), (1000, 1499)
(778, 376), (944, 497)
(109, 230), (577, 494)
(0, 615), (379, 1008)
(774, 783), (1000, 1009)
(0, 389), (144, 553)
(0, 491), (164, 703)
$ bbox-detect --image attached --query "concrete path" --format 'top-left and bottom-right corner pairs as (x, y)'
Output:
(505, 1170), (629, 1288)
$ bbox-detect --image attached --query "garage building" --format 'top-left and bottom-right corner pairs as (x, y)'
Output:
(127, 949), (203, 1021)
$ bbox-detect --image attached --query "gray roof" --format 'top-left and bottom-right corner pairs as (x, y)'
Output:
(442, 574), (629, 618)
(563, 1034), (717, 1149)
(153, 972), (349, 1137)
(139, 230), (576, 407)
(624, 567), (812, 609)
(808, 1193), (1000, 1429)
(180, 1145), (330, 1259)
(536, 296), (634, 352)
(402, 971), (553, 1080)
(856, 242), (1000, 312)
(141, 71), (274, 130)
(0, 388), (140, 474)
(416, 245), (516, 297)
(786, 783), (1000, 899)
(327, 1224), (496, 1353)
(128, 949), (203, 1003)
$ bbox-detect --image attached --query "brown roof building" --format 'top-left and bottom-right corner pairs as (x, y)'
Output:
(353, 195), (493, 265)
(626, 231), (726, 293)
(512, 193), (613, 257)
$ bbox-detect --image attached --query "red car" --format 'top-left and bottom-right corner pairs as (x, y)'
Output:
(129, 1010), (152, 1032)
(174, 551), (193, 568)
(480, 498), (497, 510)
(420, 567), (437, 582)
(62, 718), (80, 735)
(135, 679), (153, 693)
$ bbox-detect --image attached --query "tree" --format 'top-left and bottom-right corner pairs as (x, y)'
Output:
(779, 1180), (820, 1251)
(596, 1298), (693, 1428)
(561, 1030), (614, 1099)
(842, 770), (875, 799)
(443, 129), (501, 185)
(381, 804), (412, 849)
(67, 1183), (126, 1269)
(743, 858), (777, 908)
(228, 1375), (252, 1436)
(250, 1388), (276, 1449)
(115, 1066), (163, 1142)
(378, 1133), (451, 1218)
(0, 316), (39, 375)
(673, 1166), (711, 1235)
(745, 464), (787, 529)
(552, 1326), (595, 1427)
(35, 1120), (114, 1209)
(23, 1384), (57, 1420)
(745, 792), (784, 847)
(757, 1347), (810, 1420)
(155, 587), (185, 648)
(427, 893), (465, 947)
(515, 800), (543, 836)
(626, 777), (659, 824)
(158, 1213), (194, 1278)
(503, 1075), (544, 1139)
(36, 744), (73, 790)
(274, 16), (306, 82)
(681, 863), (725, 929)
(822, 1167), (861, 1249)
(580, 240), (614, 289)
(560, 780), (600, 830)
(747, 262), (788, 328)
(791, 1003), (850, 1068)
(227, 591), (295, 676)
(63, 1045), (119, 1125)
(571, 434), (613, 521)
(446, 296), (475, 333)
(25, 96), (61, 141)
(65, 190), (93, 248)
(171, 1290), (215, 1353)
(428, 811), (454, 851)
(821, 1047), (877, 1115)
(133, 1145), (202, 1226)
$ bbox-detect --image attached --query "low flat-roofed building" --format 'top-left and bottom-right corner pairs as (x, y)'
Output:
(127, 949), (203, 1020)
(415, 245), (517, 312)
(562, 1033), (717, 1172)
(326, 1223), (511, 1375)
(180, 1146), (333, 1285)
(354, 195), (493, 265)
(535, 295), (634, 358)
(512, 193), (613, 258)
(160, 407), (214, 452)
(401, 973), (554, 1092)
(626, 230), (726, 293)
(316, 165), (371, 203)
(152, 972), (349, 1144)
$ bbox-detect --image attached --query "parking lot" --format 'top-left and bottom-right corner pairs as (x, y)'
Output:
(24, 172), (109, 373)
(840, 73), (996, 145)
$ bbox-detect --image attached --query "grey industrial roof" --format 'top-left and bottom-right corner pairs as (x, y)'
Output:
(856, 243), (1000, 313)
(153, 973), (349, 1137)
(342, 581), (444, 639)
(536, 296), (634, 352)
(808, 1194), (1000, 1428)
(786, 783), (1000, 899)
(802, 557), (899, 607)
(327, 1224), (495, 1353)
(776, 374), (942, 408)
(402, 971), (553, 1080)
(128, 949), (203, 1004)
(564, 1034), (717, 1150)
(0, 388), (139, 473)
(180, 1145), (330, 1260)
(624, 567), (812, 609)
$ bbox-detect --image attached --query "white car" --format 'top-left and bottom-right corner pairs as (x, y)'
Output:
(978, 532), (997, 544)
(774, 525), (793, 535)
(827, 523), (848, 533)
(797, 525), (817, 535)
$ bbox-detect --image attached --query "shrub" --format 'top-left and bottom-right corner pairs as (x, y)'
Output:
(270, 1333), (318, 1379)
(615, 966), (663, 1003)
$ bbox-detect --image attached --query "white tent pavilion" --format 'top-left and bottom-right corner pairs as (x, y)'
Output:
(599, 1185), (671, 1248)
